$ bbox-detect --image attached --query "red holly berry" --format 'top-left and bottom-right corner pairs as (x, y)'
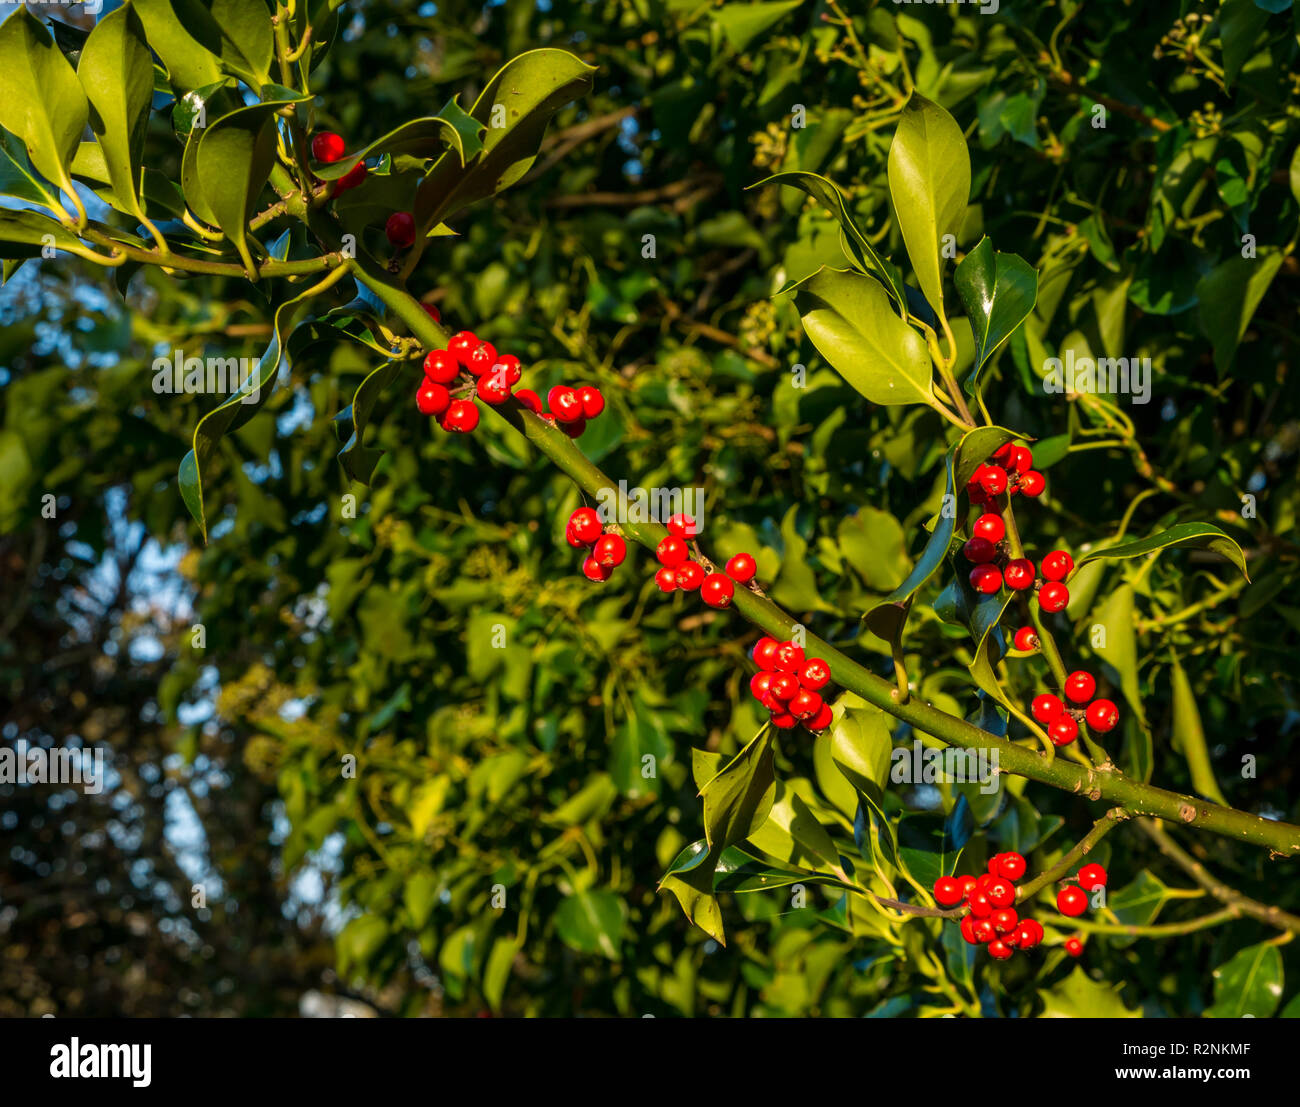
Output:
(1057, 885), (1088, 917)
(1049, 716), (1078, 746)
(476, 373), (511, 405)
(773, 642), (805, 672)
(576, 386), (605, 418)
(753, 637), (780, 670)
(798, 658), (831, 691)
(978, 466), (1008, 497)
(700, 573), (734, 608)
(991, 907), (1019, 934)
(1031, 693), (1063, 723)
(972, 919), (997, 944)
(963, 537), (997, 564)
(559, 415), (587, 439)
(385, 211), (415, 248)
(311, 131), (345, 163)
(1064, 936), (1084, 957)
(970, 564), (1003, 594)
(973, 513), (1005, 543)
(1004, 558), (1036, 590)
(440, 398), (478, 432)
(666, 513), (700, 539)
(1013, 919), (1044, 949)
(725, 552), (756, 583)
(806, 703), (834, 732)
(957, 875), (978, 900)
(1077, 863), (1108, 890)
(515, 388), (542, 413)
(674, 561), (704, 590)
(1019, 470), (1046, 497)
(1085, 699), (1119, 733)
(1010, 445), (1034, 474)
(466, 342), (498, 377)
(960, 914), (979, 945)
(565, 524), (586, 549)
(593, 534), (626, 568)
(492, 355), (522, 386)
(582, 556), (611, 583)
(987, 938), (1014, 960)
(447, 331), (478, 367)
(1038, 582), (1070, 613)
(654, 567), (677, 592)
(991, 443), (1015, 468)
(334, 160), (366, 193)
(568, 507), (602, 546)
(548, 386), (584, 424)
(422, 303), (441, 324)
(1013, 626), (1039, 652)
(934, 876), (963, 907)
(657, 536), (689, 568)
(749, 672), (772, 700)
(789, 689), (823, 720)
(1041, 550), (1074, 581)
(995, 852), (1027, 882)
(986, 878), (1016, 909)
(424, 349), (460, 384)
(1064, 670), (1096, 703)
(769, 711), (798, 730)
(967, 891), (993, 918)
(415, 381), (449, 417)
(976, 873), (995, 892)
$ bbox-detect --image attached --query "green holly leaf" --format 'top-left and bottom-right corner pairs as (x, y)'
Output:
(1074, 522), (1250, 582)
(1206, 941), (1284, 1018)
(133, 0), (226, 90)
(955, 236), (1038, 382)
(313, 110), (485, 180)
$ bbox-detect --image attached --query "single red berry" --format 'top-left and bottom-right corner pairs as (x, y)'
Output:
(934, 877), (963, 907)
(1031, 693), (1063, 723)
(1013, 626), (1039, 652)
(548, 386), (584, 424)
(311, 131), (345, 163)
(990, 443), (1015, 468)
(1038, 582), (1070, 613)
(988, 853), (1005, 875)
(515, 388), (542, 414)
(476, 373), (511, 405)
(422, 303), (441, 324)
(773, 642), (805, 672)
(1013, 919), (1044, 949)
(666, 513), (699, 539)
(967, 891), (993, 918)
(1041, 550), (1074, 581)
(972, 919), (997, 944)
(978, 466), (1008, 497)
(385, 211), (415, 249)
(466, 342), (498, 377)
(1057, 885), (1088, 917)
(963, 537), (997, 564)
(423, 349), (459, 384)
(986, 878), (1016, 909)
(987, 938), (1014, 961)
(593, 533), (626, 568)
(565, 523), (585, 549)
(1009, 445), (1034, 474)
(969, 564), (1003, 594)
(700, 573), (734, 608)
(674, 561), (704, 590)
(725, 552), (757, 584)
(440, 398), (479, 432)
(1086, 699), (1119, 733)
(582, 556), (611, 583)
(559, 415), (587, 439)
(1064, 936), (1084, 957)
(976, 873), (995, 892)
(973, 513), (1005, 543)
(1049, 716), (1079, 746)
(991, 907), (1019, 934)
(798, 658), (831, 691)
(960, 914), (979, 945)
(805, 703), (834, 732)
(491, 355), (522, 387)
(1004, 558), (1036, 590)
(1019, 470), (1046, 497)
(789, 689), (823, 720)
(654, 567), (677, 593)
(415, 381), (450, 417)
(996, 852), (1027, 882)
(753, 637), (780, 671)
(575, 385), (605, 418)
(1064, 670), (1097, 703)
(447, 331), (478, 367)
(749, 672), (772, 700)
(769, 711), (798, 730)
(568, 507), (602, 545)
(657, 536), (689, 568)
(957, 875), (978, 901)
(333, 161), (367, 193)
(968, 483), (990, 506)
(1077, 863), (1108, 890)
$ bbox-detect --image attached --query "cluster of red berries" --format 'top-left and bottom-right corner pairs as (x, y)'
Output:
(416, 324), (606, 440)
(933, 852), (1043, 960)
(1055, 862), (1106, 917)
(565, 507), (627, 582)
(1030, 672), (1120, 746)
(748, 637), (835, 732)
(652, 516), (757, 610)
(968, 443), (1044, 503)
(310, 130), (367, 193)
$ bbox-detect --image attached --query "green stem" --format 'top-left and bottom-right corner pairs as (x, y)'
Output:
(1016, 808), (1126, 900)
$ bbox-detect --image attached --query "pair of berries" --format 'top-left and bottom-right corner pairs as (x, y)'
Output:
(934, 853), (1043, 960)
(653, 516), (736, 608)
(749, 638), (834, 732)
(968, 442), (1045, 503)
(1056, 864), (1107, 917)
(310, 130), (367, 193)
(566, 507), (627, 582)
(525, 384), (606, 440)
(1031, 672), (1120, 745)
